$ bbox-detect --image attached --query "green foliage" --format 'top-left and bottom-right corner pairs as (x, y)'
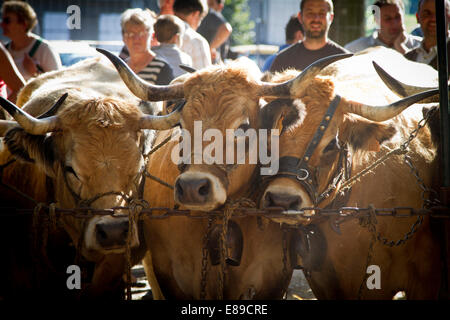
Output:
(222, 0), (255, 45)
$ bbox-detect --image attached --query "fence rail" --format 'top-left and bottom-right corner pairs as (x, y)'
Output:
(1, 204), (449, 221)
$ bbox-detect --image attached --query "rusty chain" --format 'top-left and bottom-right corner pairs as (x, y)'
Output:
(281, 227), (290, 295)
(355, 108), (440, 299)
(1, 203), (447, 220)
(357, 206), (377, 300)
(200, 216), (214, 300)
(1, 107), (449, 300)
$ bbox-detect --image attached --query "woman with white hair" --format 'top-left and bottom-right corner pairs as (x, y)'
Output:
(120, 8), (174, 85)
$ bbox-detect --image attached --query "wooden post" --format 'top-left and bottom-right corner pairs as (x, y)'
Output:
(436, 0), (450, 300)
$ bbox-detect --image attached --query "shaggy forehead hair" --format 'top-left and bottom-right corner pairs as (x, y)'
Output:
(184, 64), (261, 98)
(59, 98), (142, 130)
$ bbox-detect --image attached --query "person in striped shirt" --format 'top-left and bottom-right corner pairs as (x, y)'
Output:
(120, 8), (174, 85)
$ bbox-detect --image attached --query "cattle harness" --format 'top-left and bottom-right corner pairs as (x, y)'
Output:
(0, 102), (448, 300)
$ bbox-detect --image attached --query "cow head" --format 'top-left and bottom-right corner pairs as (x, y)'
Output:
(259, 57), (439, 212)
(99, 50), (358, 212)
(0, 93), (182, 261)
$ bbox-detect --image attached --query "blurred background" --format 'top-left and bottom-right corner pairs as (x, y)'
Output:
(0, 0), (422, 68)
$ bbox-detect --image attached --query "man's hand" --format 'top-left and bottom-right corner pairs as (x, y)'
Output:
(393, 27), (408, 54)
(210, 48), (218, 63)
(23, 53), (38, 76)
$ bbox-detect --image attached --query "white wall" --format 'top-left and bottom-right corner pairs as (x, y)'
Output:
(266, 0), (300, 45)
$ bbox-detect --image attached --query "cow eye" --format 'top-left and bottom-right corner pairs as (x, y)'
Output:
(323, 138), (338, 153)
(65, 166), (79, 180)
(237, 119), (250, 132)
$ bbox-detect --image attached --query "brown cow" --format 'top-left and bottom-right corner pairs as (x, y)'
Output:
(0, 58), (181, 299)
(99, 49), (350, 299)
(102, 47), (439, 299)
(260, 47), (442, 299)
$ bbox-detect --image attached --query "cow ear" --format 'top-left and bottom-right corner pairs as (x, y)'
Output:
(259, 98), (303, 131)
(4, 128), (57, 177)
(340, 116), (397, 152)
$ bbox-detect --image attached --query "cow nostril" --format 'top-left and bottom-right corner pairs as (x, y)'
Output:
(198, 180), (210, 196)
(264, 191), (302, 210)
(121, 221), (129, 237)
(265, 192), (276, 207)
(290, 198), (300, 210)
(175, 180), (184, 197)
(96, 224), (108, 240)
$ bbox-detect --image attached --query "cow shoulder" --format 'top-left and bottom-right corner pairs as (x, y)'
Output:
(4, 128), (57, 176)
(340, 115), (397, 152)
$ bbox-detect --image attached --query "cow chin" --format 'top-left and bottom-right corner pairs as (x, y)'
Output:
(83, 215), (139, 256)
(174, 171), (227, 211)
(261, 179), (313, 211)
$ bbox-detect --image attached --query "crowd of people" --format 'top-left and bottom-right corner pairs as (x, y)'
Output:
(269, 0), (450, 76)
(0, 0), (449, 104)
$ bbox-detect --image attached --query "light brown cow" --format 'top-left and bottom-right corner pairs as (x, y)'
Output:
(102, 47), (439, 299)
(260, 47), (442, 299)
(0, 57), (181, 299)
(100, 48), (327, 299)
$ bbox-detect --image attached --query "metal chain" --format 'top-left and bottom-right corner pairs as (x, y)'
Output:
(404, 154), (441, 208)
(125, 199), (147, 300)
(339, 107), (437, 194)
(281, 227), (290, 296)
(218, 201), (238, 299)
(358, 207), (377, 300)
(200, 216), (214, 300)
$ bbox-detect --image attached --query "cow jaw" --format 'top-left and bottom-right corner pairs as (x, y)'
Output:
(174, 171), (227, 211)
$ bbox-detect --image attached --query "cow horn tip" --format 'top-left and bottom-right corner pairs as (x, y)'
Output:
(179, 64), (196, 73)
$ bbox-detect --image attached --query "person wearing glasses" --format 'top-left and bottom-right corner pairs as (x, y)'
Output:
(1, 1), (61, 81)
(121, 8), (174, 85)
(270, 0), (348, 73)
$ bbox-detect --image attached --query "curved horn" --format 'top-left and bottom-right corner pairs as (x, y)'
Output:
(373, 61), (439, 102)
(342, 88), (439, 122)
(97, 48), (185, 101)
(258, 53), (353, 98)
(37, 93), (68, 119)
(179, 64), (197, 73)
(0, 96), (60, 135)
(140, 100), (185, 130)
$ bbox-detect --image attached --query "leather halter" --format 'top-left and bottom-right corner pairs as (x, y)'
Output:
(269, 95), (350, 206)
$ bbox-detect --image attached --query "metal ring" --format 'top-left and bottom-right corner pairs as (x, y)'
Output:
(296, 169), (309, 181)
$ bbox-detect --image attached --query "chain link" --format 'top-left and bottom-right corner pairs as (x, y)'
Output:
(200, 216), (214, 300)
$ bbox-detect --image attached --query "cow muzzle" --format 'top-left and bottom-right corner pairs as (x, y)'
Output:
(85, 215), (139, 254)
(261, 182), (312, 211)
(174, 171), (227, 211)
(263, 191), (303, 211)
